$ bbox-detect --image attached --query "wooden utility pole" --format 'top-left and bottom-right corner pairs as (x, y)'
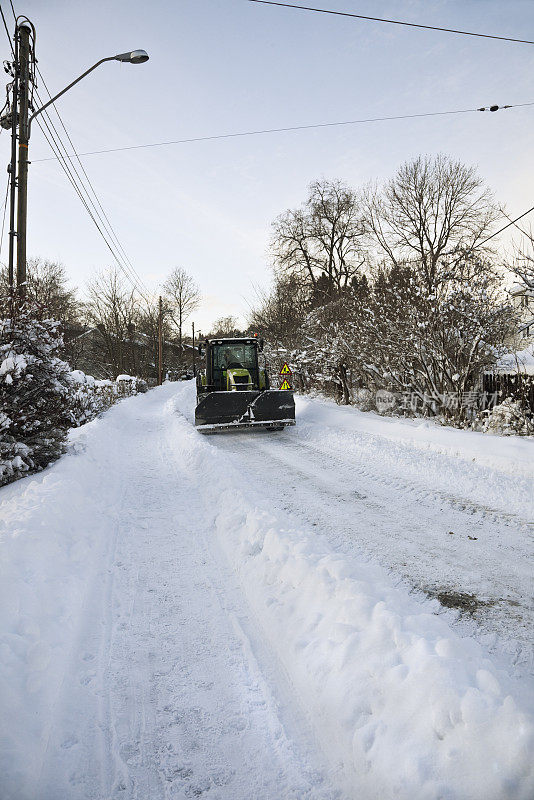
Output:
(158, 295), (163, 385)
(192, 321), (196, 377)
(16, 23), (31, 298)
(7, 27), (19, 300)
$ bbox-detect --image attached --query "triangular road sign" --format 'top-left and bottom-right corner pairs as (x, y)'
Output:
(280, 362), (292, 376)
(280, 379), (292, 390)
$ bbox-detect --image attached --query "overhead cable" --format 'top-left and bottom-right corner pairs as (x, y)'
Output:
(0, 174), (9, 259)
(477, 206), (534, 248)
(30, 102), (534, 163)
(5, 0), (153, 303)
(34, 67), (153, 301)
(247, 1), (534, 45)
(33, 92), (152, 304)
(0, 3), (13, 55)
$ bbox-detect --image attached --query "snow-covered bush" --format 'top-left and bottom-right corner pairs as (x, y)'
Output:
(0, 300), (150, 485)
(484, 398), (533, 436)
(66, 372), (146, 428)
(116, 374), (148, 394)
(66, 370), (106, 426)
(0, 407), (31, 484)
(0, 302), (72, 486)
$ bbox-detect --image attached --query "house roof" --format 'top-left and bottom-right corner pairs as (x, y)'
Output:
(509, 283), (534, 298)
(492, 344), (534, 375)
(70, 326), (185, 351)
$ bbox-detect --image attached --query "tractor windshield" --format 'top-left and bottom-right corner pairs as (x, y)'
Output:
(211, 342), (258, 389)
(213, 343), (257, 371)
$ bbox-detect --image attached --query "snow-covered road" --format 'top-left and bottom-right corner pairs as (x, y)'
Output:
(210, 396), (533, 677)
(1, 382), (533, 800)
(1, 385), (337, 800)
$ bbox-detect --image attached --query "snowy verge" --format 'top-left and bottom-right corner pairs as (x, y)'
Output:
(170, 384), (534, 800)
(296, 394), (534, 478)
(295, 394), (534, 520)
(0, 398), (140, 797)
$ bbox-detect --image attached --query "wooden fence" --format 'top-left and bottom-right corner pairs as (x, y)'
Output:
(482, 372), (534, 412)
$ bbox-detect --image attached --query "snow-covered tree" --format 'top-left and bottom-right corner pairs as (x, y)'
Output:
(356, 259), (513, 416)
(0, 301), (72, 486)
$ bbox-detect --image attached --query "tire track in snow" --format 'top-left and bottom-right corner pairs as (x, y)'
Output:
(81, 391), (344, 799)
(157, 411), (345, 800)
(210, 427), (533, 677)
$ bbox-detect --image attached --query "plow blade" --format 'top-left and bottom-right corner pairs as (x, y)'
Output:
(195, 390), (295, 432)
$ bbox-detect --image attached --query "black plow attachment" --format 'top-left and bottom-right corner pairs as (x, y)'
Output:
(195, 390), (296, 432)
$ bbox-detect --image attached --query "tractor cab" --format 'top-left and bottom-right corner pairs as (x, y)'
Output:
(209, 339), (263, 392)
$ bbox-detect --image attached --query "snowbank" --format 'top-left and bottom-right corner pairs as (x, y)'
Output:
(296, 394), (534, 478)
(169, 385), (534, 800)
(293, 394), (534, 524)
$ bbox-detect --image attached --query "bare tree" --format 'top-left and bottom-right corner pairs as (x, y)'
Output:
(362, 154), (499, 293)
(208, 315), (242, 337)
(1, 257), (80, 323)
(84, 268), (140, 378)
(249, 273), (311, 348)
(163, 267), (201, 350)
(506, 227), (534, 291)
(271, 179), (366, 300)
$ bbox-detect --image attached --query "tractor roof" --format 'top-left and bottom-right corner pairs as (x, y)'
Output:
(207, 337), (259, 345)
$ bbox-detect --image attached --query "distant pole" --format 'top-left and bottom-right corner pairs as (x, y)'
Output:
(158, 295), (163, 385)
(16, 23), (31, 299)
(192, 321), (196, 377)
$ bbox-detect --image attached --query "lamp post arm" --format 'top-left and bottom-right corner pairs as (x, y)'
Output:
(27, 56), (115, 139)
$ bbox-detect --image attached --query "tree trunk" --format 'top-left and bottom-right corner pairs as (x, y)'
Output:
(339, 363), (351, 405)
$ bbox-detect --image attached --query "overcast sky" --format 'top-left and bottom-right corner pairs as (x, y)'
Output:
(1, 0), (533, 332)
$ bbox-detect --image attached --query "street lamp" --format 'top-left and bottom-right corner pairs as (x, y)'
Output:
(27, 48), (150, 138)
(9, 24), (149, 296)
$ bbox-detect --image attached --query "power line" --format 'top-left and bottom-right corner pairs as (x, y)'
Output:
(478, 205), (534, 248)
(247, 1), (534, 45)
(0, 174), (9, 258)
(30, 101), (534, 163)
(0, 3), (13, 54)
(33, 88), (152, 303)
(35, 111), (151, 303)
(34, 66), (153, 301)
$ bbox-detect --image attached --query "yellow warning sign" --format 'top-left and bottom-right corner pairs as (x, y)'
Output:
(280, 379), (292, 390)
(280, 362), (292, 376)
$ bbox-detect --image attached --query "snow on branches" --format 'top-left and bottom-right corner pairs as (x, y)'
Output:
(0, 300), (148, 487)
(0, 301), (72, 486)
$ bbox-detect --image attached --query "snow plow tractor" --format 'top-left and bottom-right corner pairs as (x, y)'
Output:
(195, 337), (296, 433)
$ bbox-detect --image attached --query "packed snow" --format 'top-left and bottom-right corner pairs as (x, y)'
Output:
(1, 382), (533, 799)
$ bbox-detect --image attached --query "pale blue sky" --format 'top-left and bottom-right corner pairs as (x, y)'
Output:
(1, 0), (534, 331)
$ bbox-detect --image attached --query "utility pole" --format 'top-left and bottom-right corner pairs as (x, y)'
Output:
(192, 321), (196, 377)
(158, 295), (163, 385)
(15, 23), (31, 298)
(7, 27), (19, 300)
(0, 18), (148, 306)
